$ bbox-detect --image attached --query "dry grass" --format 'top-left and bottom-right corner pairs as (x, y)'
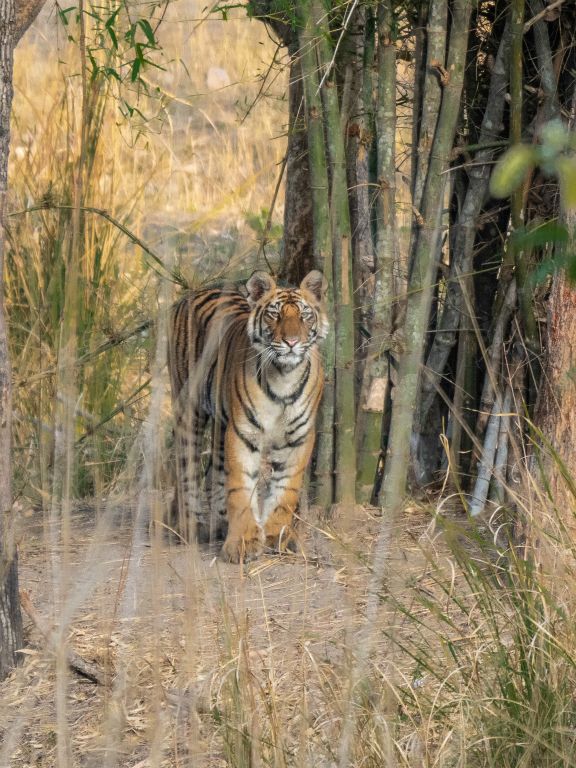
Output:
(7, 0), (288, 500)
(3, 3), (576, 768)
(1, 503), (431, 767)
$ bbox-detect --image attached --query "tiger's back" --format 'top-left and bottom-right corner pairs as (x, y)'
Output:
(169, 270), (328, 563)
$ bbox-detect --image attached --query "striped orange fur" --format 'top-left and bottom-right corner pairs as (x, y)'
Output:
(169, 270), (328, 563)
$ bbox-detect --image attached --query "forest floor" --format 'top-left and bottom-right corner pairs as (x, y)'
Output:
(0, 499), (451, 767)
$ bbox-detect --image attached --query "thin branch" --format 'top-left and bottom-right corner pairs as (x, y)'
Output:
(524, 0), (565, 32)
(8, 204), (182, 284)
(20, 590), (106, 685)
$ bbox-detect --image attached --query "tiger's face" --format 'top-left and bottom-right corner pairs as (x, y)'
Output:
(246, 270), (329, 369)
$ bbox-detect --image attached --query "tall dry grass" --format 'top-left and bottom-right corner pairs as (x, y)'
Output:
(1, 3), (576, 768)
(7, 0), (287, 500)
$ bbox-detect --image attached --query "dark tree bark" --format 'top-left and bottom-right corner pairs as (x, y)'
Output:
(278, 55), (315, 284)
(0, 0), (47, 680)
(0, 0), (22, 681)
(248, 1), (314, 284)
(536, 214), (576, 531)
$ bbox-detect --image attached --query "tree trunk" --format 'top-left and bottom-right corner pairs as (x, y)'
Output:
(536, 235), (576, 521)
(0, 0), (47, 680)
(0, 0), (22, 680)
(534, 82), (576, 562)
(278, 54), (315, 284)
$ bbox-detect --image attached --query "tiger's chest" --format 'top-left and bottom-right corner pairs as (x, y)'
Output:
(234, 361), (317, 451)
(258, 398), (303, 447)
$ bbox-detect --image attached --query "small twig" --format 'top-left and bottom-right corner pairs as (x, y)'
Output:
(523, 0), (564, 32)
(317, 0), (360, 92)
(257, 152), (288, 275)
(8, 204), (182, 285)
(19, 590), (106, 685)
(15, 319), (152, 386)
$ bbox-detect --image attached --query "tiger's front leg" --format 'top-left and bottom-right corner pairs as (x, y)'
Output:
(172, 397), (210, 543)
(220, 426), (263, 563)
(262, 437), (314, 553)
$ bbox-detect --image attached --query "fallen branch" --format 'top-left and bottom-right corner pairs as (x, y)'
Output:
(19, 590), (106, 685)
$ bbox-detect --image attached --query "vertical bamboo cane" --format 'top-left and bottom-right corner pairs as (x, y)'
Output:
(312, 0), (357, 506)
(510, 0), (540, 409)
(412, 0), (448, 213)
(299, 0), (335, 507)
(356, 0), (397, 501)
(378, 0), (474, 511)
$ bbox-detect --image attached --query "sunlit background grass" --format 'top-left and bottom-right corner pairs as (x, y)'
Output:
(2, 2), (576, 767)
(8, 0), (288, 499)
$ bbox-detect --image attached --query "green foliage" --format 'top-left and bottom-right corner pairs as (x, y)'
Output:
(490, 144), (539, 198)
(491, 120), (576, 208)
(56, 1), (166, 120)
(245, 208), (282, 245)
(373, 511), (576, 767)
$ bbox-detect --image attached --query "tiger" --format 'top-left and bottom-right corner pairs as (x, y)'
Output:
(168, 269), (328, 563)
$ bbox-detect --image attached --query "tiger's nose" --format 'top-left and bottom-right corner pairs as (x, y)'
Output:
(284, 337), (300, 348)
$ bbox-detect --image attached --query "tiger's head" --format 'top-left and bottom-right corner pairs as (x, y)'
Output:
(246, 270), (329, 369)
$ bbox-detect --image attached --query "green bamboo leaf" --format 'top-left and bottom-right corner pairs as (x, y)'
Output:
(57, 6), (76, 26)
(511, 220), (568, 251)
(130, 57), (141, 82)
(490, 144), (537, 198)
(567, 254), (576, 284)
(106, 24), (118, 50)
(556, 156), (576, 209)
(137, 18), (156, 47)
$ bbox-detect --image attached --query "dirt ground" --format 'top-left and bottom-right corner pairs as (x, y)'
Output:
(0, 500), (437, 767)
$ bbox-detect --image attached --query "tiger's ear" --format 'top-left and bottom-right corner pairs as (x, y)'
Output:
(300, 270), (327, 303)
(246, 271), (276, 304)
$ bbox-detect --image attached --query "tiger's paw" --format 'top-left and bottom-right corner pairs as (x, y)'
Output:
(265, 528), (298, 555)
(220, 528), (263, 564)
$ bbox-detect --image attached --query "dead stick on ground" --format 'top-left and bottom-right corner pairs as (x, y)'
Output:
(19, 590), (106, 685)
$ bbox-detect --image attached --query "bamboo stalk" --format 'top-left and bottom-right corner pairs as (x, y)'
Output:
(476, 280), (517, 437)
(0, 0), (24, 679)
(418, 21), (511, 427)
(378, 0), (474, 511)
(450, 273), (476, 482)
(312, 0), (357, 506)
(299, 0), (335, 507)
(490, 388), (512, 505)
(470, 388), (512, 517)
(528, 0), (560, 121)
(356, 0), (397, 501)
(510, 0), (539, 360)
(412, 0), (448, 214)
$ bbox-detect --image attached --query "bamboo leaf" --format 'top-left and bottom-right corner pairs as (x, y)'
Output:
(555, 156), (576, 209)
(137, 18), (157, 47)
(511, 220), (568, 250)
(490, 144), (537, 198)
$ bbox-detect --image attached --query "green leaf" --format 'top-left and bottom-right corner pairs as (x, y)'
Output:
(556, 156), (576, 209)
(511, 220), (569, 252)
(137, 18), (157, 47)
(130, 57), (141, 82)
(567, 252), (576, 284)
(57, 6), (76, 26)
(490, 144), (537, 199)
(106, 24), (118, 49)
